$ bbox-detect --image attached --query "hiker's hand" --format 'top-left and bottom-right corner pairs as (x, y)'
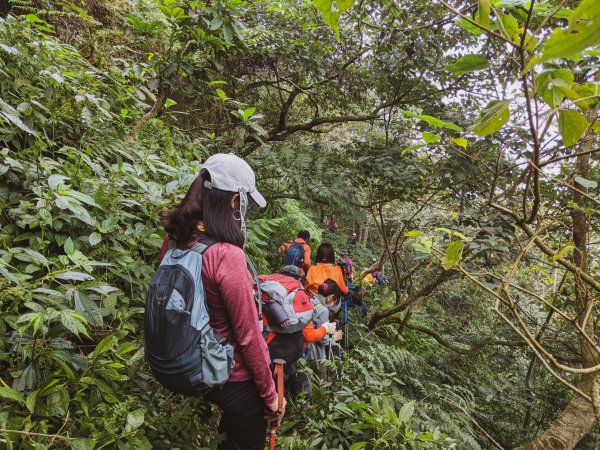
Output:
(266, 397), (287, 424)
(332, 330), (343, 341)
(323, 321), (336, 334)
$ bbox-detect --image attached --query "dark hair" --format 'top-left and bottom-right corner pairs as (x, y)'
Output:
(160, 169), (245, 248)
(318, 278), (340, 297)
(316, 242), (335, 264)
(298, 230), (310, 241)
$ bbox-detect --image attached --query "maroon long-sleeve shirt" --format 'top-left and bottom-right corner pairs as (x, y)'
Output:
(160, 237), (276, 405)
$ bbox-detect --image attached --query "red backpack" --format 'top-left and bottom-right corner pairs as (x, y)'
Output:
(258, 274), (313, 345)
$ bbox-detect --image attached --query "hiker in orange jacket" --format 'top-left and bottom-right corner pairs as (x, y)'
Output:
(278, 230), (312, 274)
(304, 243), (348, 298)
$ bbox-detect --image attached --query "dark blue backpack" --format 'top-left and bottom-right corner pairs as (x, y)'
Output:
(283, 241), (304, 268)
(144, 237), (234, 396)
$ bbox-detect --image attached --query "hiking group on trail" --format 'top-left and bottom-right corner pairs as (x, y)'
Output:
(144, 153), (384, 449)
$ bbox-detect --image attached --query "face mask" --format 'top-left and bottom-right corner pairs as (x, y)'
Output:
(239, 190), (248, 241)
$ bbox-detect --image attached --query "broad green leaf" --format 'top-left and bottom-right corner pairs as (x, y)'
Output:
(70, 438), (97, 450)
(553, 241), (575, 261)
(402, 111), (462, 132)
(477, 0), (491, 28)
(24, 249), (48, 265)
(532, 0), (600, 65)
(313, 0), (355, 42)
(435, 227), (453, 240)
(125, 432), (152, 450)
(55, 271), (94, 282)
(442, 240), (464, 270)
(164, 98), (177, 109)
(243, 107), (256, 121)
(60, 311), (89, 338)
(444, 54), (489, 75)
(401, 144), (423, 155)
(26, 390), (39, 413)
(89, 232), (102, 246)
(452, 231), (467, 240)
(498, 12), (519, 41)
(470, 100), (511, 136)
(558, 110), (588, 148)
(413, 237), (432, 255)
(215, 89), (228, 102)
(0, 386), (25, 404)
(48, 174), (69, 190)
(159, 5), (187, 19)
(25, 14), (46, 23)
(127, 16), (162, 36)
(457, 18), (483, 35)
(74, 290), (103, 326)
(422, 132), (441, 143)
(93, 335), (116, 359)
(450, 137), (468, 149)
(0, 98), (38, 136)
(574, 176), (597, 189)
(125, 410), (145, 432)
(349, 443), (367, 450)
(404, 230), (422, 237)
(64, 237), (75, 255)
(397, 400), (415, 423)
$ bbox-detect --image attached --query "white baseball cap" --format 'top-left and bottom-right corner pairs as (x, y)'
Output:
(202, 153), (266, 208)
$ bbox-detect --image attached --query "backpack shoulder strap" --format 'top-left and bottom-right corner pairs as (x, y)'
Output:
(245, 254), (263, 329)
(189, 235), (215, 255)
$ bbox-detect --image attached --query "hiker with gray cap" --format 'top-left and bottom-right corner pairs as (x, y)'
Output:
(157, 153), (284, 450)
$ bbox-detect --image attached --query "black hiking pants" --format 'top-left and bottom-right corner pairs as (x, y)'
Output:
(286, 370), (311, 402)
(207, 380), (267, 450)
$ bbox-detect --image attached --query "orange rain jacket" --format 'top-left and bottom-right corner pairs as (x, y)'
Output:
(304, 263), (349, 297)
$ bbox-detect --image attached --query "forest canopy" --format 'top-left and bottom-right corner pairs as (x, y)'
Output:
(0, 0), (599, 448)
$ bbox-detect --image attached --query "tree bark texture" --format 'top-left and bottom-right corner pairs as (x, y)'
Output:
(517, 104), (599, 449)
(360, 218), (369, 245)
(126, 87), (168, 141)
(515, 376), (596, 450)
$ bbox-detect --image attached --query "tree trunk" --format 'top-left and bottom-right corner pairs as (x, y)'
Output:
(517, 104), (599, 450)
(515, 376), (596, 450)
(360, 217), (369, 245)
(126, 86), (168, 141)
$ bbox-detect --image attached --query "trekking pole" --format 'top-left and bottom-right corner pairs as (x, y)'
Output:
(311, 344), (321, 372)
(335, 320), (342, 360)
(269, 359), (285, 450)
(343, 299), (349, 349)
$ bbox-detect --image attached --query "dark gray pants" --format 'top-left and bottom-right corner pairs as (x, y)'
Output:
(207, 380), (266, 450)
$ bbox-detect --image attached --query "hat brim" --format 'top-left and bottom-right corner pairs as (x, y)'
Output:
(249, 189), (267, 208)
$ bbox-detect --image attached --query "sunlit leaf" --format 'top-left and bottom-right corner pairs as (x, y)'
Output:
(450, 137), (468, 149)
(422, 132), (441, 143)
(469, 100), (511, 136)
(477, 0), (491, 28)
(558, 109), (588, 148)
(442, 241), (464, 270)
(55, 271), (95, 282)
(553, 241), (575, 261)
(0, 386), (26, 404)
(313, 0), (355, 41)
(530, 0), (600, 65)
(444, 54), (489, 75)
(402, 111), (462, 132)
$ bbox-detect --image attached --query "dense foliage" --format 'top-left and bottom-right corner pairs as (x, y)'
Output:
(1, 0), (599, 449)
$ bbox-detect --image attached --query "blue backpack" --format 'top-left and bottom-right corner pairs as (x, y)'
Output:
(283, 241), (305, 267)
(144, 237), (234, 396)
